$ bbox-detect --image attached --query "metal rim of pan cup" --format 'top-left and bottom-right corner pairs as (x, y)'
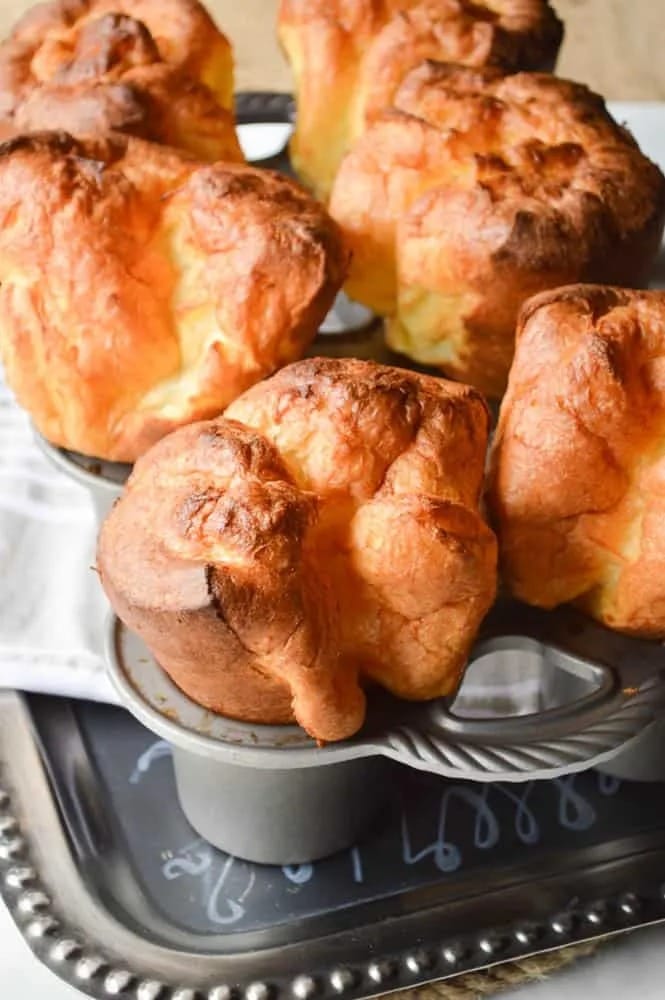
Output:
(33, 429), (131, 524)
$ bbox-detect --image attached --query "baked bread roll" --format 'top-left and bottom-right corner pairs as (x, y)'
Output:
(0, 0), (240, 160)
(0, 132), (347, 462)
(98, 357), (498, 742)
(329, 64), (665, 397)
(278, 0), (563, 198)
(488, 284), (665, 638)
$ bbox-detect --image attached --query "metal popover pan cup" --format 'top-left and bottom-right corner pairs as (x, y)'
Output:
(34, 431), (130, 524)
(105, 600), (665, 865)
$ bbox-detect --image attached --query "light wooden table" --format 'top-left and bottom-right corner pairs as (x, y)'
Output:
(1, 0), (664, 101)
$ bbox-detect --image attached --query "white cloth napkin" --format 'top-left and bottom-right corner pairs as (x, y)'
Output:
(0, 377), (118, 703)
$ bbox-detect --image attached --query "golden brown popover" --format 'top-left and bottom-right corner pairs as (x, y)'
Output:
(278, 0), (563, 198)
(0, 0), (239, 160)
(0, 132), (347, 462)
(329, 65), (665, 397)
(488, 285), (665, 638)
(98, 357), (498, 742)
(0, 0), (233, 111)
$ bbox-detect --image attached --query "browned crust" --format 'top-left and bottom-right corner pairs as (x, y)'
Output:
(0, 3), (238, 159)
(487, 284), (665, 637)
(0, 0), (232, 108)
(0, 135), (348, 461)
(98, 357), (497, 741)
(278, 0), (563, 197)
(329, 66), (665, 396)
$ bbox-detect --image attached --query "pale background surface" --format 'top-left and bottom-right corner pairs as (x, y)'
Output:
(0, 0), (664, 99)
(1, 1), (665, 999)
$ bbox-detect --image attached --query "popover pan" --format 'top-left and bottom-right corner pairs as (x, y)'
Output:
(105, 601), (665, 865)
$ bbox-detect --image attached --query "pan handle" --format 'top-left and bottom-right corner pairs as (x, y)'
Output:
(373, 606), (665, 782)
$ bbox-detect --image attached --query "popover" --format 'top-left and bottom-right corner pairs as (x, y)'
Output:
(0, 0), (240, 160)
(278, 0), (563, 198)
(488, 284), (665, 638)
(0, 132), (347, 462)
(98, 357), (498, 742)
(329, 64), (665, 396)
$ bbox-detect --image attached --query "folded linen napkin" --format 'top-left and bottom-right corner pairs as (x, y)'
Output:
(0, 377), (118, 704)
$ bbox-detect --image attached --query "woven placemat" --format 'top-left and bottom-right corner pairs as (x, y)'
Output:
(392, 941), (600, 1000)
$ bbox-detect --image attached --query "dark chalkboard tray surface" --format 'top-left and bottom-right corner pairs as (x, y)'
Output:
(3, 690), (665, 1000)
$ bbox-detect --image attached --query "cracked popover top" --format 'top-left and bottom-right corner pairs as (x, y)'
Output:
(0, 132), (347, 461)
(98, 357), (498, 742)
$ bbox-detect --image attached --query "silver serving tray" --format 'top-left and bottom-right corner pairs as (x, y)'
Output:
(4, 690), (665, 1000)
